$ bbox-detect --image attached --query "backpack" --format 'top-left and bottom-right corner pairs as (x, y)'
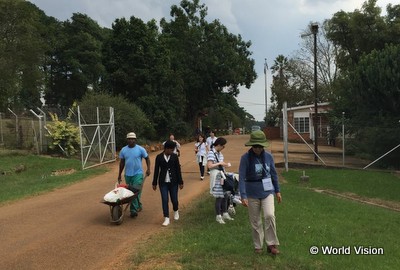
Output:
(213, 151), (237, 193)
(222, 173), (237, 193)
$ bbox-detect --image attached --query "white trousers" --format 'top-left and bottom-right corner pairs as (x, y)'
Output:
(247, 194), (279, 249)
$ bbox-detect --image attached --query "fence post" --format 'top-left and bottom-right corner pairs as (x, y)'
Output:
(342, 112), (345, 167)
(0, 112), (3, 145)
(7, 108), (18, 147)
(37, 107), (47, 151)
(30, 109), (43, 154)
(282, 102), (289, 172)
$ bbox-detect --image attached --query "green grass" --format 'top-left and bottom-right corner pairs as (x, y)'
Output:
(0, 152), (108, 204)
(129, 169), (400, 270)
(282, 168), (400, 202)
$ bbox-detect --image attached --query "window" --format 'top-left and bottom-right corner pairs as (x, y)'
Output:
(294, 117), (310, 133)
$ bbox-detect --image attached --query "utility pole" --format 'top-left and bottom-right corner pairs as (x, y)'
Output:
(311, 23), (319, 161)
(264, 58), (268, 127)
(342, 111), (345, 166)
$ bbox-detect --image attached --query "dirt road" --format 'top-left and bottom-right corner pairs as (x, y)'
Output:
(0, 135), (347, 270)
(0, 135), (256, 270)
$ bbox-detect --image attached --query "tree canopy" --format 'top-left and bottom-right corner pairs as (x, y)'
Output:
(0, 0), (256, 140)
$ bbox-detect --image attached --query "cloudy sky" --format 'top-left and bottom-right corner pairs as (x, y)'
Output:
(28, 0), (393, 121)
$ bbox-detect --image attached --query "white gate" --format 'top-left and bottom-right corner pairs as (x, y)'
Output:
(78, 106), (116, 169)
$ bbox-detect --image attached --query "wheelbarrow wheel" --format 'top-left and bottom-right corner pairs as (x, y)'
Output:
(111, 205), (123, 225)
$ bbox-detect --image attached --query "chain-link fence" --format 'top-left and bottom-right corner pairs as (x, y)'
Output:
(280, 103), (400, 170)
(1, 106), (116, 169)
(280, 123), (400, 170)
(0, 109), (49, 153)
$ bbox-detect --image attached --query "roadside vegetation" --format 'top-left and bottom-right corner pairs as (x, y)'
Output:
(0, 152), (108, 204)
(128, 168), (400, 270)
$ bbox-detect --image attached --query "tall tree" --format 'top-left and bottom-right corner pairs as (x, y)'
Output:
(326, 0), (388, 70)
(0, 0), (46, 110)
(292, 21), (339, 103)
(270, 55), (301, 110)
(160, 0), (256, 125)
(45, 13), (106, 107)
(332, 44), (400, 167)
(102, 16), (187, 137)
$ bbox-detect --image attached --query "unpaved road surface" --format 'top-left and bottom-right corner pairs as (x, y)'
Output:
(0, 135), (344, 269)
(0, 135), (252, 270)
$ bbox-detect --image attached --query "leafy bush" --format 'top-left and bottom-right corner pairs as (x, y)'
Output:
(46, 112), (80, 156)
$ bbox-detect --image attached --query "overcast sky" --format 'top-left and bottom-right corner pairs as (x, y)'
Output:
(28, 0), (393, 121)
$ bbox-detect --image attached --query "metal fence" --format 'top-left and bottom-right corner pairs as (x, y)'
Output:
(1, 106), (116, 170)
(0, 108), (49, 153)
(280, 103), (400, 170)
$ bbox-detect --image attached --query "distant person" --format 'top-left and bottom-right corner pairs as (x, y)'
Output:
(207, 137), (233, 224)
(163, 134), (181, 157)
(239, 130), (282, 255)
(152, 140), (184, 226)
(204, 126), (211, 138)
(206, 130), (217, 151)
(194, 134), (208, 180)
(206, 130), (217, 174)
(118, 132), (151, 218)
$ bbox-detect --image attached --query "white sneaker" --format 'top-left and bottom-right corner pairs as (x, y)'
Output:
(174, 210), (179, 220)
(216, 215), (225, 224)
(233, 196), (242, 204)
(162, 217), (170, 226)
(223, 212), (234, 221)
(200, 176), (204, 180)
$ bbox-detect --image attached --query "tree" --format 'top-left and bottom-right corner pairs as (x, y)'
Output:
(45, 13), (106, 107)
(102, 16), (187, 138)
(326, 0), (389, 70)
(332, 44), (400, 168)
(325, 1), (400, 167)
(0, 0), (47, 110)
(160, 0), (256, 126)
(292, 21), (339, 103)
(270, 55), (302, 110)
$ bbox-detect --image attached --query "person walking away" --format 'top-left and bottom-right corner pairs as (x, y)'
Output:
(163, 134), (181, 157)
(152, 140), (184, 226)
(207, 137), (233, 224)
(206, 130), (217, 174)
(118, 132), (151, 218)
(194, 134), (208, 180)
(239, 130), (282, 255)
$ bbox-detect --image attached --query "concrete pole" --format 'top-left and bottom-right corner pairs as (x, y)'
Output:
(311, 23), (319, 162)
(283, 102), (289, 172)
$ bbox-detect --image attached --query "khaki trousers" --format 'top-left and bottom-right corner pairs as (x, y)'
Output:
(247, 194), (279, 249)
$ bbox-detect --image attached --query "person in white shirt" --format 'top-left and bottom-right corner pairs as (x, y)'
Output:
(194, 134), (208, 180)
(206, 130), (217, 174)
(163, 134), (181, 156)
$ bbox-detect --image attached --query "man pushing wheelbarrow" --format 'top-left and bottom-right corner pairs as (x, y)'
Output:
(117, 132), (151, 218)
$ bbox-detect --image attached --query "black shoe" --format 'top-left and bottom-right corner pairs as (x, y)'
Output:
(130, 212), (138, 218)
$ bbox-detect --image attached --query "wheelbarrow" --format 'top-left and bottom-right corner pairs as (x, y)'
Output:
(101, 176), (147, 225)
(101, 192), (139, 225)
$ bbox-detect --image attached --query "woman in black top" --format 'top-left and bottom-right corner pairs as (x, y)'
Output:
(152, 140), (184, 226)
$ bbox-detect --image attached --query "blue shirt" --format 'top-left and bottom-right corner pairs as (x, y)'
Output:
(239, 150), (280, 199)
(119, 144), (148, 176)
